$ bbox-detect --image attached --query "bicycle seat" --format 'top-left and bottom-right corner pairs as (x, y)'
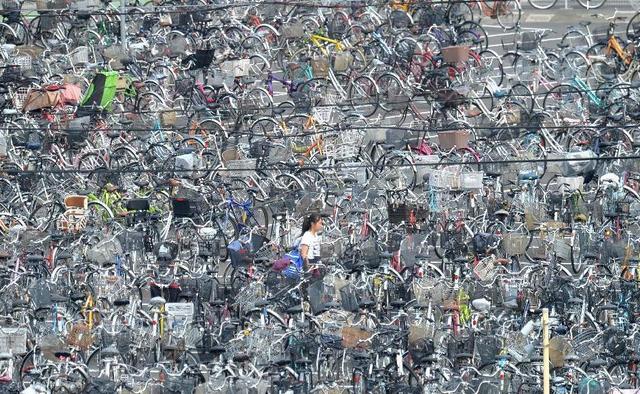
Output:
(359, 299), (376, 309)
(253, 300), (269, 309)
(12, 300), (28, 309)
(126, 198), (150, 211)
(54, 351), (73, 359)
(149, 296), (167, 307)
(349, 208), (367, 214)
(70, 291), (85, 301)
(51, 294), (67, 303)
(579, 21), (591, 27)
(453, 256), (468, 264)
(419, 355), (439, 364)
(351, 350), (371, 360)
(209, 345), (226, 355)
(484, 169), (503, 178)
(455, 353), (473, 360)
(494, 209), (509, 217)
(564, 354), (580, 362)
(26, 254), (43, 263)
(0, 353), (11, 361)
(113, 298), (129, 307)
(588, 358), (608, 368)
(390, 299), (407, 309)
(324, 301), (341, 310)
(381, 144), (396, 150)
(295, 357), (313, 365)
(210, 300), (225, 307)
(107, 131), (121, 139)
(272, 107), (287, 115)
(271, 211), (288, 219)
(584, 252), (599, 259)
(233, 353), (251, 363)
(133, 179), (149, 188)
(557, 42), (570, 49)
(56, 252), (72, 260)
(380, 251), (394, 259)
(286, 305), (304, 315)
(101, 346), (120, 358)
(598, 303), (617, 311)
(567, 297), (583, 305)
(496, 354), (511, 361)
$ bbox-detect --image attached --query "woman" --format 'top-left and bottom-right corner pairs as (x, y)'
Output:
(299, 213), (323, 273)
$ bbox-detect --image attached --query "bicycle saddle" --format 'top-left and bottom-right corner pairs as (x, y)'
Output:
(149, 296), (167, 307)
(0, 353), (11, 361)
(101, 346), (120, 358)
(113, 299), (129, 307)
(54, 351), (73, 359)
(286, 305), (304, 315)
(233, 353), (251, 363)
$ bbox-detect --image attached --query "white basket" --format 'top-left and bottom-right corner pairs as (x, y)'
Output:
(324, 144), (359, 161)
(71, 46), (89, 65)
(415, 155), (440, 185)
(70, 0), (100, 9)
(557, 176), (584, 192)
(222, 158), (256, 178)
(313, 106), (334, 124)
(221, 59), (251, 77)
(0, 327), (27, 354)
(429, 168), (461, 189)
(13, 87), (29, 111)
(461, 171), (483, 189)
(474, 257), (496, 282)
(11, 54), (31, 70)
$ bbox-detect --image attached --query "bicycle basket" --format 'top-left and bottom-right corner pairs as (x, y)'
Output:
(311, 56), (330, 78)
(341, 326), (373, 349)
(441, 45), (470, 63)
(474, 257), (496, 282)
(280, 22), (305, 39)
(518, 32), (539, 52)
(66, 322), (94, 351)
(503, 233), (529, 256)
(591, 27), (609, 44)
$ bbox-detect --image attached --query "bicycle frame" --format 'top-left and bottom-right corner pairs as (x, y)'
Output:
(310, 34), (345, 54)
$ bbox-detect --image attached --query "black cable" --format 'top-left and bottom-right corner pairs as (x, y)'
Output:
(4, 152), (639, 175)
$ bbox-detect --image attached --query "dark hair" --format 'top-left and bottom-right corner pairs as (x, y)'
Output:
(301, 213), (322, 237)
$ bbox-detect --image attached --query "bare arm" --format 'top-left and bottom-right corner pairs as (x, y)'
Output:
(300, 244), (310, 268)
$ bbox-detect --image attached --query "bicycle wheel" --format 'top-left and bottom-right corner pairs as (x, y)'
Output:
(627, 12), (640, 41)
(496, 0), (521, 31)
(576, 0), (607, 8)
(527, 0), (558, 9)
(477, 49), (504, 87)
(542, 84), (584, 113)
(349, 75), (379, 117)
(447, 1), (474, 25)
(560, 30), (590, 52)
(376, 72), (406, 112)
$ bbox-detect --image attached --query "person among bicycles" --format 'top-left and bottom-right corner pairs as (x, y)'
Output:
(299, 213), (323, 276)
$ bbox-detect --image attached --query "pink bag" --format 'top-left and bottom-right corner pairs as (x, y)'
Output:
(60, 84), (82, 106)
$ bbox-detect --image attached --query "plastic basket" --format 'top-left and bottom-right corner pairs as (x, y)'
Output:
(474, 257), (496, 281)
(438, 130), (469, 150)
(222, 158), (256, 178)
(441, 45), (470, 63)
(66, 323), (94, 350)
(13, 87), (28, 111)
(503, 233), (529, 255)
(313, 106), (334, 124)
(429, 168), (461, 189)
(341, 326), (373, 349)
(71, 46), (89, 65)
(11, 54), (31, 71)
(311, 57), (330, 78)
(461, 171), (483, 189)
(280, 23), (305, 39)
(220, 59), (251, 77)
(0, 327), (27, 354)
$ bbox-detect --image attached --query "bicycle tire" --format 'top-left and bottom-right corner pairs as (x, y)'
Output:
(477, 49), (504, 87)
(527, 0), (558, 10)
(576, 0), (607, 9)
(560, 30), (590, 52)
(496, 0), (521, 31)
(627, 12), (640, 41)
(349, 75), (379, 117)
